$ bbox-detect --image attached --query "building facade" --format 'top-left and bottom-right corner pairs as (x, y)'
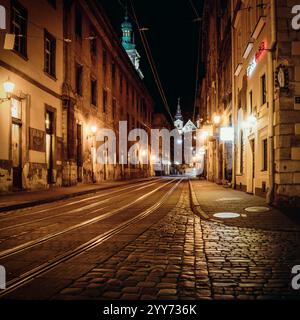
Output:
(61, 0), (154, 186)
(199, 0), (233, 185)
(0, 0), (64, 192)
(199, 0), (300, 207)
(0, 0), (154, 192)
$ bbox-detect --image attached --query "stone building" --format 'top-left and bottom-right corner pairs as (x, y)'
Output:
(0, 0), (64, 192)
(199, 0), (232, 185)
(199, 0), (300, 206)
(0, 0), (154, 192)
(61, 0), (154, 186)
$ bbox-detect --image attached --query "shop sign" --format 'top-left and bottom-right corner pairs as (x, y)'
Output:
(247, 41), (266, 77)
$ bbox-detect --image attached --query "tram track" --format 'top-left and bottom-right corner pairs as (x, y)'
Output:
(0, 179), (161, 233)
(0, 178), (182, 298)
(0, 178), (178, 260)
(0, 179), (159, 223)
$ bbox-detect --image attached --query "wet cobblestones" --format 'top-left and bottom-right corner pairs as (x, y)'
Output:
(54, 185), (300, 300)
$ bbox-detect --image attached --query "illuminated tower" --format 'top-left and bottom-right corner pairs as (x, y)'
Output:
(174, 98), (184, 132)
(121, 11), (144, 79)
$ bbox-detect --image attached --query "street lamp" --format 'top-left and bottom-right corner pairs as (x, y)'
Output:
(242, 114), (257, 130)
(91, 125), (97, 134)
(1, 78), (15, 103)
(213, 115), (221, 125)
(200, 131), (209, 141)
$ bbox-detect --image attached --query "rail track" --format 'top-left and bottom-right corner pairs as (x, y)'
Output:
(0, 178), (178, 260)
(0, 178), (182, 298)
(0, 179), (161, 232)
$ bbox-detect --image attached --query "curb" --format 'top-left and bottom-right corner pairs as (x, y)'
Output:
(0, 178), (156, 213)
(188, 179), (210, 220)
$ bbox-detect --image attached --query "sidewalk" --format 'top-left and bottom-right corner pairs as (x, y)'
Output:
(0, 178), (156, 213)
(189, 179), (300, 232)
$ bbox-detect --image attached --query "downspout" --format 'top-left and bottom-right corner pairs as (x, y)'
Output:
(266, 0), (277, 204)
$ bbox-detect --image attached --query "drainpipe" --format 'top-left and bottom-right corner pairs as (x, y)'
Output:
(266, 0), (277, 204)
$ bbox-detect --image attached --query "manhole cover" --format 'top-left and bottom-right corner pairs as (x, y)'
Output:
(217, 197), (242, 201)
(213, 212), (241, 219)
(245, 207), (270, 213)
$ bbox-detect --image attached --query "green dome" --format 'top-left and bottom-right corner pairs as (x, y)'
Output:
(121, 16), (132, 30)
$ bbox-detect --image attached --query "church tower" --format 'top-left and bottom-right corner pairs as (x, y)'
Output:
(174, 98), (184, 132)
(121, 11), (144, 79)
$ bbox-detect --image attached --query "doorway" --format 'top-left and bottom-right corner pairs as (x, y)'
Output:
(248, 139), (255, 194)
(45, 110), (55, 185)
(11, 123), (22, 190)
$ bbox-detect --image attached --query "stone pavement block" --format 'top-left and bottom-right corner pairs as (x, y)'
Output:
(53, 183), (300, 300)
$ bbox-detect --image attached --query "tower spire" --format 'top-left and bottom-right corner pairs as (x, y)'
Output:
(175, 97), (183, 121)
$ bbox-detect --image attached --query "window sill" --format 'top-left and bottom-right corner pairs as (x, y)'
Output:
(44, 71), (57, 82)
(12, 50), (28, 61)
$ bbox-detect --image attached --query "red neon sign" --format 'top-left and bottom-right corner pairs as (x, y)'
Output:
(255, 41), (266, 63)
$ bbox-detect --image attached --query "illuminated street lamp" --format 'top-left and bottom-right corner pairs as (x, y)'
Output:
(91, 125), (97, 134)
(213, 115), (221, 125)
(242, 114), (257, 130)
(1, 78), (15, 103)
(200, 131), (209, 141)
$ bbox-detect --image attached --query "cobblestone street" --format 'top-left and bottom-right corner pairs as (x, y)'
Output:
(52, 183), (300, 300)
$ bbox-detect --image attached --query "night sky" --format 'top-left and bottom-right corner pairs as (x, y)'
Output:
(98, 0), (204, 123)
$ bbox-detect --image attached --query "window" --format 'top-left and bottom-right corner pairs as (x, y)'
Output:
(44, 30), (56, 77)
(103, 50), (107, 69)
(249, 90), (253, 114)
(261, 74), (266, 105)
(262, 139), (268, 171)
(75, 63), (83, 96)
(11, 0), (27, 57)
(75, 5), (82, 38)
(103, 89), (107, 113)
(91, 79), (97, 106)
(112, 98), (116, 119)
